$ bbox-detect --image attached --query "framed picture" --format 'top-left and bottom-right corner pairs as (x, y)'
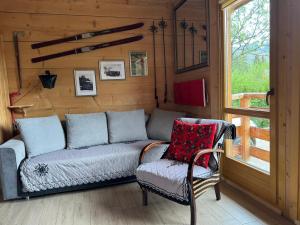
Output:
(74, 69), (97, 96)
(99, 60), (125, 80)
(200, 50), (208, 64)
(129, 51), (148, 76)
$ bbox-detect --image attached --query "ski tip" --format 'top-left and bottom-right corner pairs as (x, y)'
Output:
(32, 42), (46, 49)
(133, 35), (144, 41)
(31, 43), (39, 49)
(31, 58), (39, 63)
(31, 56), (44, 63)
(127, 35), (144, 41)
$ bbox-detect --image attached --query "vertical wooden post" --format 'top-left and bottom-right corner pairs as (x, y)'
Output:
(225, 114), (234, 157)
(0, 34), (13, 143)
(223, 8), (233, 159)
(240, 97), (250, 160)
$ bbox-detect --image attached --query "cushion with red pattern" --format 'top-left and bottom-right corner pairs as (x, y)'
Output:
(165, 119), (217, 168)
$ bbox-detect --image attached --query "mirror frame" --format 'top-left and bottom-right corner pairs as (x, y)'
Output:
(174, 0), (210, 74)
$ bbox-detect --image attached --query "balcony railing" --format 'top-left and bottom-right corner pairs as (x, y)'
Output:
(230, 93), (270, 163)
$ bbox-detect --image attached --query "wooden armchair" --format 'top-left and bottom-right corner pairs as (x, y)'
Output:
(136, 118), (235, 225)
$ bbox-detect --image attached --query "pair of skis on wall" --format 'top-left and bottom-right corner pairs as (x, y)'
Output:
(31, 23), (144, 63)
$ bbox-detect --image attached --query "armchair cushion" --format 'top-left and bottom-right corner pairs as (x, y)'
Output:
(165, 120), (217, 168)
(136, 159), (213, 203)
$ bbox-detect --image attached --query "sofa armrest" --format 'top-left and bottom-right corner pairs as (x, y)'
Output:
(0, 136), (26, 200)
(0, 136), (26, 168)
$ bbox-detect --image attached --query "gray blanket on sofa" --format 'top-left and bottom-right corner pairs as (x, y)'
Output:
(20, 140), (168, 193)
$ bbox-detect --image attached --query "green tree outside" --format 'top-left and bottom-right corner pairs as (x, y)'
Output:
(230, 0), (270, 128)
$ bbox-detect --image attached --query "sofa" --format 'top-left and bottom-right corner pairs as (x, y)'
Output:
(0, 108), (186, 200)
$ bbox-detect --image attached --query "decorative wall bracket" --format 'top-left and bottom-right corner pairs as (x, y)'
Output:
(8, 104), (33, 117)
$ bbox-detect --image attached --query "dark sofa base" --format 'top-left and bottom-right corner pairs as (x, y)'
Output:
(18, 176), (136, 199)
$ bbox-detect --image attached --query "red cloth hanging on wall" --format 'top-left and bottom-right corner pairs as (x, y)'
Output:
(174, 78), (207, 107)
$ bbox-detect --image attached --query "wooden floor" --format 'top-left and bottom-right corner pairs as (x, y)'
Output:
(0, 182), (294, 225)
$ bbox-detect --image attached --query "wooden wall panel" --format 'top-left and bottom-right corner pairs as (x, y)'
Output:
(0, 34), (13, 143)
(168, 0), (220, 119)
(280, 0), (300, 221)
(0, 0), (217, 122)
(0, 0), (178, 120)
(0, 0), (174, 19)
(264, 0), (300, 222)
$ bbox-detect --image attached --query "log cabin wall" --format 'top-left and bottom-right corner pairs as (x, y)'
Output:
(0, 0), (183, 120)
(276, 0), (300, 222)
(0, 0), (220, 123)
(166, 0), (221, 119)
(0, 34), (13, 143)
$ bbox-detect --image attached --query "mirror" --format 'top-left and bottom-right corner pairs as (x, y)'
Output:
(174, 0), (210, 73)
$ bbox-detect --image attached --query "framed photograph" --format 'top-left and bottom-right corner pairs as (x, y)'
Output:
(129, 51), (148, 76)
(74, 69), (97, 96)
(200, 50), (208, 64)
(99, 60), (125, 80)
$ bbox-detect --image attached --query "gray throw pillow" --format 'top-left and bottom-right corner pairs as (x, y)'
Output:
(65, 113), (108, 149)
(16, 115), (65, 157)
(144, 113), (150, 124)
(106, 109), (148, 143)
(147, 108), (186, 141)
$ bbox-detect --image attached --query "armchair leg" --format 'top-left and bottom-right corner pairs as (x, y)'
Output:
(142, 189), (148, 206)
(214, 183), (221, 201)
(190, 198), (196, 225)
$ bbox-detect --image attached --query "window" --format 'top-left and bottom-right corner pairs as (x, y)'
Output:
(224, 0), (271, 173)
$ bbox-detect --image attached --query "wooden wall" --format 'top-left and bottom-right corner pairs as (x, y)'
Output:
(0, 34), (13, 143)
(276, 0), (300, 222)
(168, 0), (221, 119)
(0, 0), (182, 120)
(0, 0), (219, 123)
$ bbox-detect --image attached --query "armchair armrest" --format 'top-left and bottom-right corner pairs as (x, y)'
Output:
(0, 136), (26, 200)
(187, 149), (224, 183)
(138, 141), (170, 165)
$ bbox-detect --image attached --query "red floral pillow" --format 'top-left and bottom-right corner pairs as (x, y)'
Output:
(165, 120), (217, 168)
